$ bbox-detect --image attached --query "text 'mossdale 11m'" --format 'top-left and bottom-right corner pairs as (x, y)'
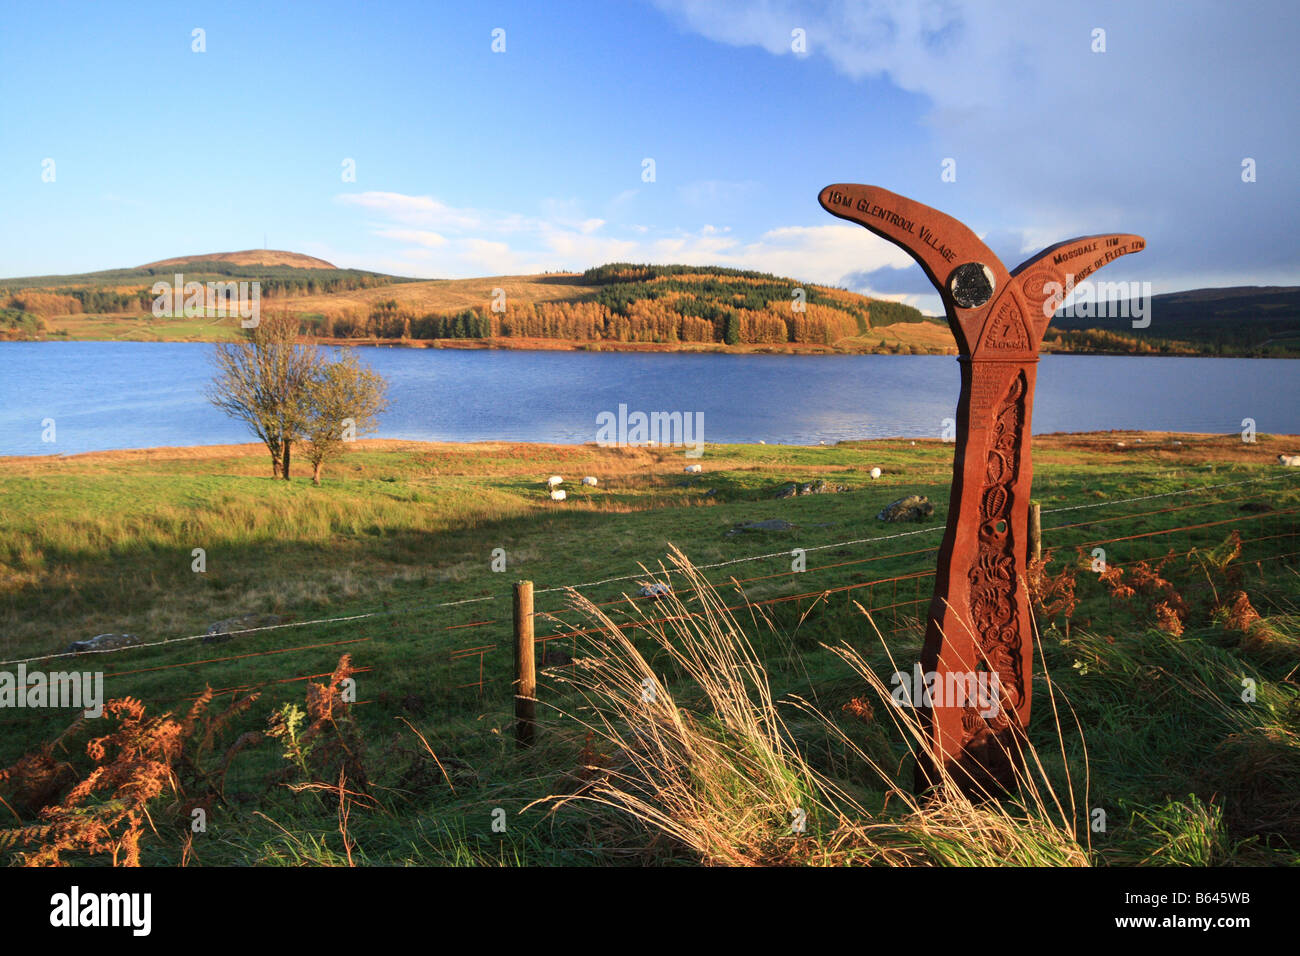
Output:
(819, 183), (1145, 797)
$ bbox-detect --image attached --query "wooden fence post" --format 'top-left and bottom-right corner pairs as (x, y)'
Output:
(1029, 501), (1042, 564)
(514, 580), (536, 748)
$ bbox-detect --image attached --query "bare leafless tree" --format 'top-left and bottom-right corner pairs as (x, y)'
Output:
(206, 313), (321, 480)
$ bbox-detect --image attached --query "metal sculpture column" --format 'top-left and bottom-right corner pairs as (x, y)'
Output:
(819, 184), (1145, 796)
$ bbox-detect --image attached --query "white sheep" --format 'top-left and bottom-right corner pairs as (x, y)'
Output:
(684, 464), (703, 473)
(870, 467), (882, 479)
(550, 489), (567, 501)
(582, 476), (598, 486)
(546, 475), (564, 488)
(1279, 454), (1300, 467)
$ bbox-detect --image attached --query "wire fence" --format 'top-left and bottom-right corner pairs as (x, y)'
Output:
(456, 471), (1300, 692)
(1, 468), (1296, 728)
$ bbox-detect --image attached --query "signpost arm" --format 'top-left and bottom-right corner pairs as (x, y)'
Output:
(819, 182), (1145, 796)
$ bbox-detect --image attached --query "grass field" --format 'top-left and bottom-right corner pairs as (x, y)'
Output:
(284, 273), (599, 317)
(1, 432), (1298, 865)
(35, 312), (248, 342)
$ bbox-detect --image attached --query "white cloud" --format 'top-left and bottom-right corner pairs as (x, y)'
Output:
(652, 0), (1300, 288)
(459, 238), (517, 270)
(709, 224), (913, 285)
(540, 229), (639, 263)
(374, 228), (447, 247)
(337, 187), (915, 283)
(337, 192), (484, 231)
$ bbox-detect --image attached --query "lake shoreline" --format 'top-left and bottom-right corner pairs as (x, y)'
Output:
(11, 333), (1294, 358)
(4, 346), (1297, 456)
(4, 429), (1296, 467)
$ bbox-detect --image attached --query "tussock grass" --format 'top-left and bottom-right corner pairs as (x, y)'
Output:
(535, 547), (1091, 866)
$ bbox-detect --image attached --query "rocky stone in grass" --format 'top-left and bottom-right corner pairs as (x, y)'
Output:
(202, 614), (284, 645)
(876, 495), (935, 523)
(775, 479), (849, 499)
(67, 633), (141, 654)
(727, 518), (797, 536)
(803, 479), (847, 495)
(638, 583), (672, 598)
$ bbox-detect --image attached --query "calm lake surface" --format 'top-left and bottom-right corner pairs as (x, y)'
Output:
(0, 342), (1297, 456)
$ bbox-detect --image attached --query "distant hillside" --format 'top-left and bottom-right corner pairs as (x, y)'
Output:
(0, 258), (944, 351)
(137, 249), (338, 271)
(282, 273), (601, 317)
(5, 253), (1294, 356)
(1049, 286), (1300, 356)
(0, 251), (414, 336)
(283, 262), (936, 351)
(0, 251), (407, 291)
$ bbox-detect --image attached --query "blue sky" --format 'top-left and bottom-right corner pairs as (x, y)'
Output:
(2, 0), (1296, 313)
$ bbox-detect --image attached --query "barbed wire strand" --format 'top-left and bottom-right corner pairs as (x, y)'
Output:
(3, 469), (1294, 668)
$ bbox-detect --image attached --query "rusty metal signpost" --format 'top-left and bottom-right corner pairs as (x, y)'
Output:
(819, 184), (1145, 796)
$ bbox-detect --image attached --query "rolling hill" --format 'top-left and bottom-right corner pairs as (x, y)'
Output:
(0, 256), (946, 352)
(1050, 286), (1300, 355)
(137, 249), (340, 271)
(2, 253), (1296, 356)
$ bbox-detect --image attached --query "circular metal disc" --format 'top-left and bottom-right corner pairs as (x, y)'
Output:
(949, 262), (995, 309)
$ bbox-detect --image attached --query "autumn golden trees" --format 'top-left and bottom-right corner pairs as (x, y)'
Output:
(340, 290), (878, 347)
(297, 266), (918, 349)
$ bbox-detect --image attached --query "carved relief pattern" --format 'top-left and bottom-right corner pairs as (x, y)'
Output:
(1018, 268), (1060, 339)
(961, 370), (1027, 740)
(982, 298), (1030, 352)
